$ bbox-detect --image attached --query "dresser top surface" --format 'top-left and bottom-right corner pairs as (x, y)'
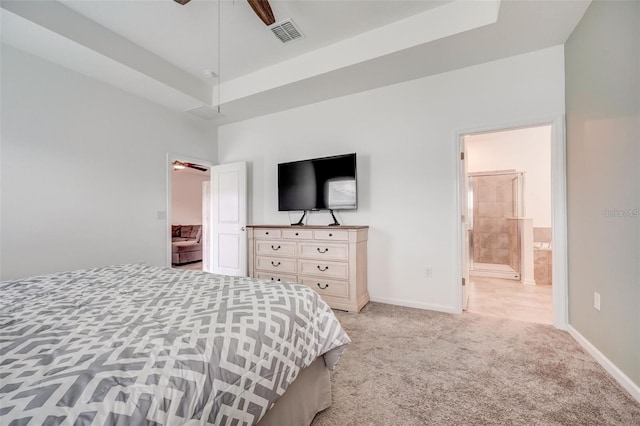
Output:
(247, 225), (368, 230)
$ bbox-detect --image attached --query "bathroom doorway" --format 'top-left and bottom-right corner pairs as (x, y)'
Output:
(462, 125), (553, 324)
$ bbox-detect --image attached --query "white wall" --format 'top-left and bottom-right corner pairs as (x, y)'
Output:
(466, 126), (552, 227)
(171, 170), (209, 225)
(218, 46), (565, 313)
(0, 46), (217, 280)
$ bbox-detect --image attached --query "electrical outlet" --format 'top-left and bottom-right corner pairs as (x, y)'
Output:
(594, 292), (601, 311)
(425, 267), (432, 278)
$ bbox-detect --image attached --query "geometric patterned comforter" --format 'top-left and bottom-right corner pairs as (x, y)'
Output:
(0, 264), (350, 425)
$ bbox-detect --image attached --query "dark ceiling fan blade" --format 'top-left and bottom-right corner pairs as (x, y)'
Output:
(174, 0), (275, 27)
(172, 161), (208, 172)
(247, 0), (275, 26)
(186, 163), (209, 172)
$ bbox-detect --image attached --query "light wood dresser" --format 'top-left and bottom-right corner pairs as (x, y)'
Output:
(247, 225), (369, 312)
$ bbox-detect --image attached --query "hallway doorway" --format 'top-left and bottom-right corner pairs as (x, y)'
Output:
(169, 159), (211, 272)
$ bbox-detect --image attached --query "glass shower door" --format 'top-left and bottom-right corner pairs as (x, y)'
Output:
(468, 171), (524, 280)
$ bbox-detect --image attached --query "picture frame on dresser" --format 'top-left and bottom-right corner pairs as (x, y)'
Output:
(247, 225), (369, 312)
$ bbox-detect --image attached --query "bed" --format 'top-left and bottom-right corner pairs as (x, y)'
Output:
(0, 264), (350, 425)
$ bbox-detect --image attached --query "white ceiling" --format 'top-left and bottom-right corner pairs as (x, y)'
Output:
(60, 0), (451, 82)
(1, 0), (591, 124)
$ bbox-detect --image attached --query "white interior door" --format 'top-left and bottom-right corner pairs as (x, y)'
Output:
(211, 162), (247, 276)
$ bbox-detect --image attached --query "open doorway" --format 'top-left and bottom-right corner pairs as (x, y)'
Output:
(462, 125), (553, 324)
(170, 160), (211, 272)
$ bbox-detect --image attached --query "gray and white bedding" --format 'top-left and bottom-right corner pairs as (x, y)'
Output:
(0, 264), (350, 425)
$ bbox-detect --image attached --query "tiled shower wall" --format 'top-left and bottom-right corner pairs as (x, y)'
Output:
(472, 173), (520, 272)
(533, 227), (552, 243)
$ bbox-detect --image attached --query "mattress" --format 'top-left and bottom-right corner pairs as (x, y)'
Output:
(0, 264), (350, 425)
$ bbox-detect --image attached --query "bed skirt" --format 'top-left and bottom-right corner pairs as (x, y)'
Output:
(257, 356), (331, 426)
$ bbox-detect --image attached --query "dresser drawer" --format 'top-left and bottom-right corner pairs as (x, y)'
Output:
(256, 240), (297, 257)
(256, 256), (297, 274)
(256, 272), (297, 284)
(298, 242), (348, 261)
(282, 229), (313, 239)
(299, 277), (349, 299)
(314, 229), (349, 241)
(298, 259), (349, 280)
(255, 228), (281, 239)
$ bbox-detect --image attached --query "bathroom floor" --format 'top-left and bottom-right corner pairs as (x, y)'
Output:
(465, 276), (552, 324)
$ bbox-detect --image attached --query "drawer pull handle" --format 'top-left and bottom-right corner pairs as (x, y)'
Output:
(271, 261), (281, 267)
(329, 233), (333, 237)
(317, 283), (329, 290)
(271, 245), (281, 250)
(265, 231), (269, 235)
(317, 248), (329, 253)
(271, 277), (281, 282)
(317, 265), (329, 271)
(295, 232), (299, 236)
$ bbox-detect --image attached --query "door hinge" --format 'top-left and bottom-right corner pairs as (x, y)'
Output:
(460, 152), (465, 160)
(462, 277), (466, 286)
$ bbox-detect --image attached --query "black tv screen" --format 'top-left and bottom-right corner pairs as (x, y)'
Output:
(278, 153), (357, 211)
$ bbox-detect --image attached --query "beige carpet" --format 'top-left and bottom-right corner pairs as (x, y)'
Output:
(312, 302), (640, 425)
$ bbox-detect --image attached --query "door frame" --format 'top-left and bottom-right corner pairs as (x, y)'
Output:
(166, 153), (215, 268)
(453, 116), (568, 329)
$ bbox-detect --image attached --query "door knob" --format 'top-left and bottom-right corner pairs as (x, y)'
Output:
(240, 226), (246, 231)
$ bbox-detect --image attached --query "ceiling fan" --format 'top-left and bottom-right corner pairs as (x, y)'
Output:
(172, 161), (209, 172)
(174, 0), (275, 26)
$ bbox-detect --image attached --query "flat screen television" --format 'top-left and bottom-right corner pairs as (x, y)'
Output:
(278, 153), (357, 212)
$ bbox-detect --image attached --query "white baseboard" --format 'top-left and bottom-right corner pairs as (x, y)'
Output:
(368, 297), (459, 314)
(567, 325), (640, 403)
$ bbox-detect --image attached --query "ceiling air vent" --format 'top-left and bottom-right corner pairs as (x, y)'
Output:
(269, 18), (304, 44)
